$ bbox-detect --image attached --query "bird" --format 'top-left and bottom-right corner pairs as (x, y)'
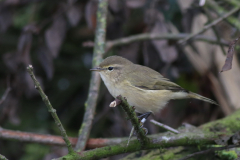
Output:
(91, 56), (218, 115)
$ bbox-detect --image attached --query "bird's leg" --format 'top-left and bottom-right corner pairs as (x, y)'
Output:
(137, 112), (151, 135)
(127, 112), (151, 146)
(138, 112), (151, 125)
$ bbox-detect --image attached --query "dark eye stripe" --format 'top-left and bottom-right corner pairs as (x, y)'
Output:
(108, 67), (113, 71)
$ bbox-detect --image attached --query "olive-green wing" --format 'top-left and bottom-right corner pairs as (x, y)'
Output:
(126, 64), (187, 92)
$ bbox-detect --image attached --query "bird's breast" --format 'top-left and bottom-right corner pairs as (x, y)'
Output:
(99, 73), (122, 97)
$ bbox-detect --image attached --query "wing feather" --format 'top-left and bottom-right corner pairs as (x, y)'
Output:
(126, 64), (188, 92)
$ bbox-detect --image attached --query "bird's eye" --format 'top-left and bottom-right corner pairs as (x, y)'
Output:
(108, 67), (114, 71)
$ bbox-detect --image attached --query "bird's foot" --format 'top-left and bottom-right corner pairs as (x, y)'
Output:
(141, 127), (148, 135)
(137, 112), (151, 135)
(137, 112), (151, 121)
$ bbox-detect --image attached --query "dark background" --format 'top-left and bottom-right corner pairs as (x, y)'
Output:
(0, 0), (239, 159)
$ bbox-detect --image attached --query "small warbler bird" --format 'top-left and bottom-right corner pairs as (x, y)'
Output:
(91, 56), (218, 114)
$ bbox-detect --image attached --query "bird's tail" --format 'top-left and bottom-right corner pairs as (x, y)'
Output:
(188, 92), (219, 106)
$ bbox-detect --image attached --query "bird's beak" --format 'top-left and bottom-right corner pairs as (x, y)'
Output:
(90, 67), (103, 71)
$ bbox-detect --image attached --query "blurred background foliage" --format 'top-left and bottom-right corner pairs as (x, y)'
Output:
(0, 0), (240, 159)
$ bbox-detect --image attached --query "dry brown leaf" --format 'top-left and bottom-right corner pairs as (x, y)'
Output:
(66, 5), (82, 27)
(37, 46), (54, 80)
(45, 16), (66, 58)
(126, 0), (146, 8)
(220, 36), (240, 72)
(84, 0), (97, 29)
(3, 52), (21, 72)
(3, 27), (33, 72)
(0, 8), (12, 32)
(109, 0), (122, 12)
(0, 94), (20, 125)
(150, 13), (178, 63)
(17, 31), (32, 65)
(5, 0), (20, 5)
(118, 42), (140, 63)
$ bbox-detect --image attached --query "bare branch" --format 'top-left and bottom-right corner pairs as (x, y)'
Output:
(107, 34), (229, 51)
(75, 0), (108, 152)
(179, 6), (240, 44)
(82, 34), (229, 51)
(150, 119), (179, 134)
(0, 127), (127, 149)
(26, 65), (75, 155)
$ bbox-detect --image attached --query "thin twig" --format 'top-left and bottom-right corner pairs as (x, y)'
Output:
(26, 65), (75, 155)
(206, 0), (240, 30)
(116, 95), (149, 146)
(150, 119), (179, 134)
(83, 34), (229, 51)
(127, 127), (135, 146)
(75, 0), (108, 152)
(179, 144), (240, 160)
(179, 6), (240, 44)
(0, 154), (8, 160)
(107, 34), (229, 51)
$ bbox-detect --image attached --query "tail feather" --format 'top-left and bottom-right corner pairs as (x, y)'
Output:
(188, 92), (219, 106)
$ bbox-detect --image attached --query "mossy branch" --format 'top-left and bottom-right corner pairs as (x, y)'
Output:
(75, 0), (108, 152)
(57, 131), (232, 160)
(3, 107), (240, 160)
(56, 108), (240, 159)
(26, 65), (76, 155)
(116, 95), (149, 146)
(179, 144), (240, 160)
(201, 109), (240, 133)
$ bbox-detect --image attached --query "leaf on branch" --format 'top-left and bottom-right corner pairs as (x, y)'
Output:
(220, 36), (240, 72)
(45, 16), (66, 58)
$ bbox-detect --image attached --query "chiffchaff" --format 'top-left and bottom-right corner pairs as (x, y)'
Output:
(91, 56), (218, 114)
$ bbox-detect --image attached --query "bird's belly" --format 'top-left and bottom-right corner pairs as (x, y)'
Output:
(122, 89), (174, 113)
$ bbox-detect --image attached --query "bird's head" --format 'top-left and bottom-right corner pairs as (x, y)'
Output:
(90, 56), (132, 82)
